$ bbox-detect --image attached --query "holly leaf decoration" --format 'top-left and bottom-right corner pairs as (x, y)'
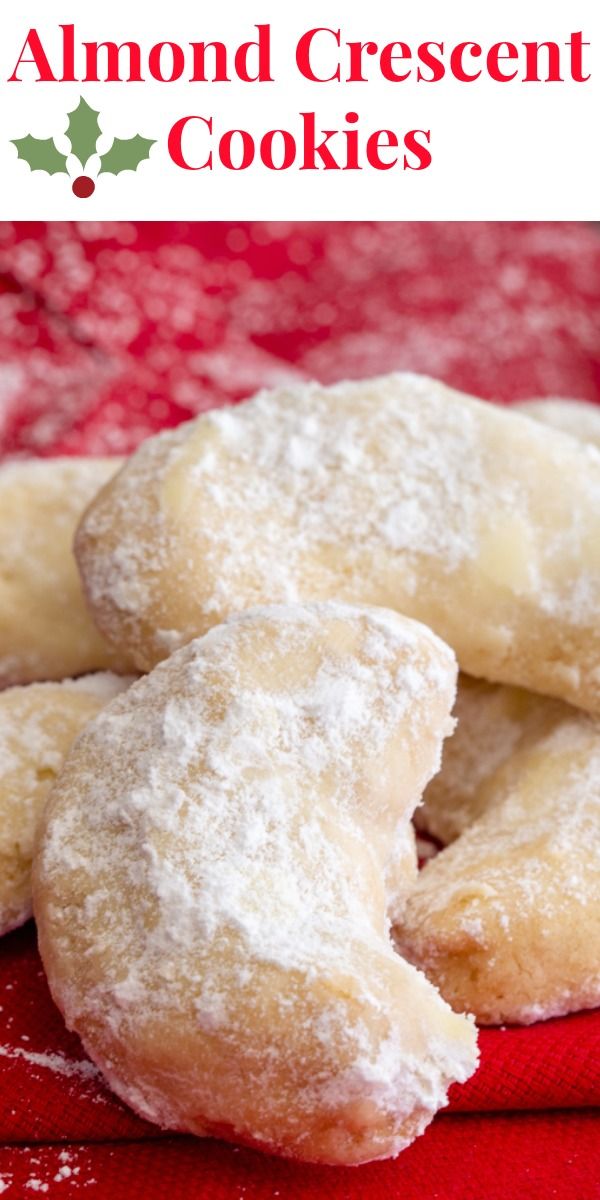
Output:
(100, 135), (155, 175)
(66, 97), (101, 168)
(11, 135), (69, 175)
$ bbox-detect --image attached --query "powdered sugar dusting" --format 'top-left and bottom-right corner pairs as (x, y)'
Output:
(517, 398), (600, 448)
(0, 1045), (101, 1085)
(0, 1148), (96, 1194)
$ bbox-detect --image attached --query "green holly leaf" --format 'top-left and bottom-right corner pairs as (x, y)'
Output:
(11, 135), (69, 175)
(66, 97), (101, 168)
(100, 135), (155, 175)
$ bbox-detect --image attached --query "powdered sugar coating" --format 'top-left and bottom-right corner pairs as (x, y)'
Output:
(397, 680), (600, 1025)
(517, 397), (600, 449)
(0, 458), (134, 686)
(34, 603), (477, 1165)
(77, 372), (600, 713)
(0, 673), (132, 936)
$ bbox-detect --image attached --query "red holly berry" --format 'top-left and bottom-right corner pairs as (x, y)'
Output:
(72, 176), (95, 198)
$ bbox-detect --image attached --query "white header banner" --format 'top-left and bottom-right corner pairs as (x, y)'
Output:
(0, 0), (597, 218)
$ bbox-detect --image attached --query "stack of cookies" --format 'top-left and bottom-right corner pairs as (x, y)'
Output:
(1, 374), (598, 1165)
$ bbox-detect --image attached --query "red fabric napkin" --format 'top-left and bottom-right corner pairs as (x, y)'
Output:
(0, 1113), (598, 1200)
(0, 220), (599, 1198)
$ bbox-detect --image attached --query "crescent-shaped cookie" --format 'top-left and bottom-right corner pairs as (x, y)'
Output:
(33, 603), (477, 1165)
(0, 457), (133, 686)
(397, 677), (600, 1025)
(76, 374), (600, 713)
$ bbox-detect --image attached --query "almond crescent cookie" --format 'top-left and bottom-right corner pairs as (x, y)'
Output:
(0, 673), (132, 936)
(416, 675), (566, 845)
(0, 458), (134, 686)
(76, 374), (600, 713)
(33, 603), (477, 1166)
(397, 677), (600, 1025)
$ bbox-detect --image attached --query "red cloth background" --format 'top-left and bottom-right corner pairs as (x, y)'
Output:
(0, 221), (599, 1198)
